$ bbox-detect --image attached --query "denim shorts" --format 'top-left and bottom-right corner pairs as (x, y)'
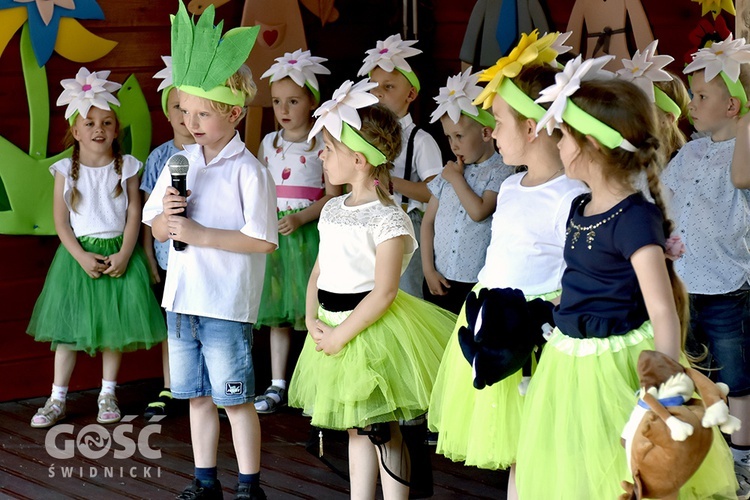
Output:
(167, 312), (255, 405)
(689, 288), (750, 397)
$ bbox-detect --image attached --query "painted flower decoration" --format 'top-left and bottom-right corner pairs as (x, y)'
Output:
(357, 33), (422, 76)
(0, 0), (116, 66)
(692, 0), (735, 19)
(684, 34), (750, 83)
(261, 49), (330, 92)
(56, 67), (121, 120)
(535, 55), (615, 135)
(616, 40), (673, 102)
(153, 55), (173, 92)
(430, 67), (484, 124)
(473, 30), (565, 109)
(685, 16), (731, 64)
(308, 79), (379, 141)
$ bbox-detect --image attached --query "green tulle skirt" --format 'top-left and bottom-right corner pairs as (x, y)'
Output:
(27, 235), (167, 355)
(289, 291), (456, 430)
(428, 283), (560, 470)
(515, 323), (737, 499)
(256, 210), (319, 330)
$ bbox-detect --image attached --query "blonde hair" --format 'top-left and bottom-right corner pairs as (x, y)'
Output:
(208, 64), (257, 118)
(565, 79), (689, 348)
(63, 116), (123, 214)
(654, 72), (689, 159)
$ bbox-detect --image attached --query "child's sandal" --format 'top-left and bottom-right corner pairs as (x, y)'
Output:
(97, 393), (121, 424)
(30, 398), (66, 428)
(253, 385), (287, 414)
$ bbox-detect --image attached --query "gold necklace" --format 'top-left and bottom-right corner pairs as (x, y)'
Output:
(566, 198), (624, 250)
(278, 131), (307, 160)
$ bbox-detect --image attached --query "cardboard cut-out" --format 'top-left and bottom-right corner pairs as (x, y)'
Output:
(738, 0), (750, 42)
(566, 0), (655, 71)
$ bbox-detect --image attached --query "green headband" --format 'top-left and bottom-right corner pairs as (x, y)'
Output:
(178, 84), (247, 107)
(340, 122), (387, 166)
(497, 77), (546, 121)
(396, 67), (421, 92)
(305, 81), (321, 104)
(653, 86), (681, 122)
(719, 71), (749, 116)
(161, 84), (175, 117)
(563, 99), (636, 152)
(461, 109), (495, 128)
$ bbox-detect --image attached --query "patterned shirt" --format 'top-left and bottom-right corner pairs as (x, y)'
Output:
(427, 152), (513, 282)
(661, 137), (750, 294)
(141, 140), (181, 270)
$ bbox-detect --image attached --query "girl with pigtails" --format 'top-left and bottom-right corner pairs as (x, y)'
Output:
(27, 68), (166, 429)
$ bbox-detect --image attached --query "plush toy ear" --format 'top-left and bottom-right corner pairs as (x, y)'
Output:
(463, 289), (483, 333)
(458, 325), (479, 366)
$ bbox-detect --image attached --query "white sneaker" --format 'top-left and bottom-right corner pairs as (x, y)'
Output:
(736, 462), (750, 500)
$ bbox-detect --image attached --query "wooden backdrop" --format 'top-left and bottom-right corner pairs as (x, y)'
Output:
(0, 0), (712, 402)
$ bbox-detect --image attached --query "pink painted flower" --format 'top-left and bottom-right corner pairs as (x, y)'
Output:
(281, 166), (291, 181)
(276, 147), (283, 155)
(300, 156), (306, 165)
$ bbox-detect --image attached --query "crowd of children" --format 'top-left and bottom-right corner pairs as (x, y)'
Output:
(23, 1), (750, 498)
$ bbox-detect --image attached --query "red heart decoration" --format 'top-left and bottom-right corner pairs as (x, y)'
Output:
(262, 29), (278, 47)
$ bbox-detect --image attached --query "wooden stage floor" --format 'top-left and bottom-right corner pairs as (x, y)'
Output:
(0, 378), (508, 499)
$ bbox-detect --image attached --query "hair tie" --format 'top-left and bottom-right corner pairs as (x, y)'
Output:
(373, 179), (380, 187)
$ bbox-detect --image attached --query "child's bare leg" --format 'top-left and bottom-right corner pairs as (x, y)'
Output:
(190, 396), (220, 467)
(348, 428), (379, 500)
(224, 402), (261, 473)
(53, 345), (77, 387)
(375, 422), (409, 500)
(507, 463), (518, 500)
(270, 326), (292, 381)
(101, 349), (122, 381)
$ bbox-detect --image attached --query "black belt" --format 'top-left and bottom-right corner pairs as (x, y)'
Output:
(318, 289), (370, 312)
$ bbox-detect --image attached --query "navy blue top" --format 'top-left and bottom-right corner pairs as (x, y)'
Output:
(554, 192), (666, 339)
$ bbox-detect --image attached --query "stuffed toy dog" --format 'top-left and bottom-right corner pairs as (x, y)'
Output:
(620, 350), (741, 500)
(457, 287), (554, 392)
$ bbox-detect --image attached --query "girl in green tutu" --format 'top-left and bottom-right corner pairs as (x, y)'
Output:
(253, 50), (342, 415)
(428, 31), (588, 499)
(288, 79), (456, 499)
(514, 54), (737, 499)
(27, 68), (166, 429)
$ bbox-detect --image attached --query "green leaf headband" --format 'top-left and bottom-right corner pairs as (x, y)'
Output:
(536, 55), (637, 152)
(430, 67), (495, 128)
(261, 49), (330, 104)
(358, 34), (422, 92)
(309, 79), (387, 166)
(57, 67), (121, 124)
(171, 1), (260, 106)
(496, 77), (546, 121)
(684, 34), (750, 116)
(154, 55), (174, 117)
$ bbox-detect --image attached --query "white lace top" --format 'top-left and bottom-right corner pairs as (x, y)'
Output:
(317, 194), (417, 293)
(50, 155), (141, 238)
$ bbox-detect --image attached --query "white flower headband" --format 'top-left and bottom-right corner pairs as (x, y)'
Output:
(536, 55), (637, 152)
(261, 49), (330, 103)
(57, 67), (121, 122)
(548, 31), (573, 68)
(430, 67), (494, 127)
(684, 34), (750, 115)
(153, 56), (174, 117)
(357, 34), (422, 91)
(616, 40), (681, 120)
(308, 78), (387, 166)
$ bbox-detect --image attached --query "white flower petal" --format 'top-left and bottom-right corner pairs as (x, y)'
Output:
(357, 33), (422, 76)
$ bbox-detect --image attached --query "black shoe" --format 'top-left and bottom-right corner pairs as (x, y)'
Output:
(144, 389), (175, 419)
(233, 482), (266, 500)
(176, 478), (223, 499)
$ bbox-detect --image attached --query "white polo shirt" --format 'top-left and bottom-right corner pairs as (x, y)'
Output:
(142, 132), (278, 323)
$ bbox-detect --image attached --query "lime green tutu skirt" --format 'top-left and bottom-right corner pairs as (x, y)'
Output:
(289, 291), (456, 430)
(256, 210), (319, 330)
(428, 283), (560, 470)
(27, 236), (167, 355)
(515, 322), (737, 500)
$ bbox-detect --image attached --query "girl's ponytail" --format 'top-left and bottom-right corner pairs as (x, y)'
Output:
(112, 139), (123, 199)
(69, 142), (81, 213)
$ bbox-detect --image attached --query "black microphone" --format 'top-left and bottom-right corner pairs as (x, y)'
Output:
(167, 154), (190, 251)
